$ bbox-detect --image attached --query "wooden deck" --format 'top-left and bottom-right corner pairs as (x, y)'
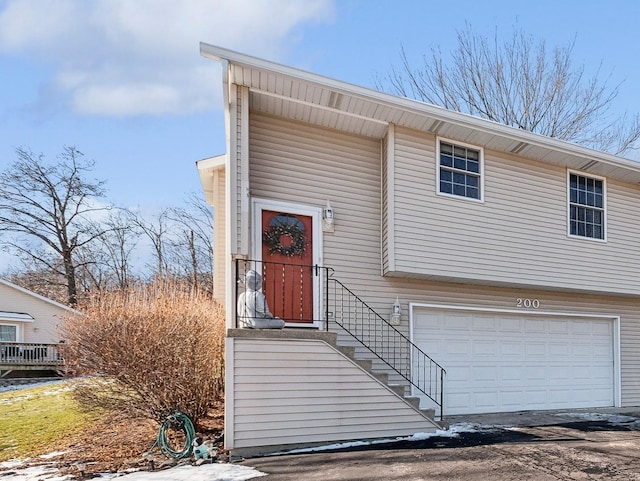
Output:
(0, 342), (65, 377)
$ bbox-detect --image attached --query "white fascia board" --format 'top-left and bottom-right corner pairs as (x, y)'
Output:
(197, 155), (227, 206)
(199, 42), (640, 175)
(197, 155), (226, 171)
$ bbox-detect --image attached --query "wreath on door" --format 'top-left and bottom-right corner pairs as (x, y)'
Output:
(263, 215), (307, 257)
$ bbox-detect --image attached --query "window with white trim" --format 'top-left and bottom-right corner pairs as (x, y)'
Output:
(568, 172), (605, 240)
(0, 324), (17, 342)
(438, 140), (482, 200)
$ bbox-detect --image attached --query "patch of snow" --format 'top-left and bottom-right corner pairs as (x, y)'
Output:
(0, 463), (266, 481)
(0, 459), (28, 469)
(0, 395), (31, 405)
(447, 422), (500, 433)
(39, 451), (68, 459)
(270, 422), (493, 455)
(42, 385), (74, 396)
(104, 464), (266, 480)
(0, 464), (72, 480)
(556, 412), (638, 424)
(0, 380), (64, 394)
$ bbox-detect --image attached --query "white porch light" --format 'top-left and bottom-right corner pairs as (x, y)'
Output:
(322, 200), (334, 232)
(390, 297), (401, 325)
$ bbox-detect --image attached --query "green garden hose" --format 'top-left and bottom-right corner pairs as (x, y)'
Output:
(150, 411), (196, 459)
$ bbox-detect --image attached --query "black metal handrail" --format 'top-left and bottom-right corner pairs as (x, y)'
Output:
(327, 278), (445, 418)
(235, 259), (445, 417)
(236, 259), (330, 325)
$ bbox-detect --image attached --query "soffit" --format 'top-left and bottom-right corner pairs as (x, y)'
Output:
(210, 46), (640, 185)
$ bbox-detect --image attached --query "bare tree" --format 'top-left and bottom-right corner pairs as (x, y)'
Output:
(82, 209), (141, 291)
(378, 25), (640, 155)
(0, 147), (112, 305)
(167, 194), (214, 291)
(6, 261), (69, 305)
(129, 208), (172, 280)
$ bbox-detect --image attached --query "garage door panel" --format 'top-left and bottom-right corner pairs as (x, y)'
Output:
(573, 319), (597, 334)
(549, 320), (570, 333)
(419, 340), (442, 356)
(591, 322), (612, 335)
(448, 392), (471, 410)
(524, 319), (546, 333)
(413, 308), (615, 415)
(447, 366), (472, 383)
(472, 366), (497, 382)
(500, 341), (523, 356)
(548, 342), (568, 356)
(591, 365), (613, 380)
(591, 388), (614, 403)
(473, 340), (498, 356)
(549, 390), (572, 404)
(500, 366), (523, 382)
(572, 342), (593, 356)
(525, 342), (547, 357)
(447, 315), (473, 330)
(549, 367), (572, 382)
(475, 391), (499, 409)
(501, 391), (524, 407)
(498, 317), (522, 331)
(592, 342), (613, 357)
(524, 390), (547, 405)
(571, 367), (592, 381)
(445, 340), (471, 355)
(525, 366), (547, 383)
(472, 316), (497, 331)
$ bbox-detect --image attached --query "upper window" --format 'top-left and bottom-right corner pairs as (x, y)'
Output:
(568, 172), (605, 240)
(438, 140), (483, 201)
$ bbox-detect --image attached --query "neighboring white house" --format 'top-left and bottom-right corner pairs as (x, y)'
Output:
(0, 279), (72, 344)
(0, 279), (73, 378)
(198, 44), (640, 456)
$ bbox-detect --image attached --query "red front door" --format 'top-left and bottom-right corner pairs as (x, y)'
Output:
(261, 210), (314, 324)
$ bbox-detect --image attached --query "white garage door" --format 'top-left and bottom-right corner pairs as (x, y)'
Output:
(412, 308), (615, 415)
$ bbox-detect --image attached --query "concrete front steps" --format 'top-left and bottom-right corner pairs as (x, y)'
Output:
(333, 342), (443, 428)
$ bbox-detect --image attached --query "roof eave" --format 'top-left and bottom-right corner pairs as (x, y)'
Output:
(200, 42), (640, 178)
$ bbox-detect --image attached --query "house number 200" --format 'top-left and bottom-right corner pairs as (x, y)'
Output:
(516, 298), (540, 308)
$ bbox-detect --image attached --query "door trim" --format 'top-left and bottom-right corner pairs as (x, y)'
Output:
(252, 198), (323, 328)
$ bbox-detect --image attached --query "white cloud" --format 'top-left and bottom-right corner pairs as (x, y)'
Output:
(0, 0), (334, 117)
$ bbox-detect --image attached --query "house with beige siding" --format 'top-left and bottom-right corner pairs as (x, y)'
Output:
(197, 44), (640, 456)
(0, 279), (71, 378)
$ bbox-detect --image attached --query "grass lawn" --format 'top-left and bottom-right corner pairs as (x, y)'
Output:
(0, 380), (99, 462)
(0, 379), (224, 477)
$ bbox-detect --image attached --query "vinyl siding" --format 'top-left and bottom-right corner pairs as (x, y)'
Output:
(229, 337), (436, 454)
(249, 113), (383, 300)
(390, 126), (640, 296)
(0, 283), (71, 343)
(231, 85), (240, 254)
(246, 114), (640, 407)
(381, 125), (394, 275)
(230, 85), (248, 256)
(213, 168), (226, 304)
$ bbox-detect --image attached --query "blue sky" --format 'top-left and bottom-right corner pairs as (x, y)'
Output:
(0, 0), (639, 213)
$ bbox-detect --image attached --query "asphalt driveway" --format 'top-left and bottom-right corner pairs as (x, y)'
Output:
(239, 408), (640, 480)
